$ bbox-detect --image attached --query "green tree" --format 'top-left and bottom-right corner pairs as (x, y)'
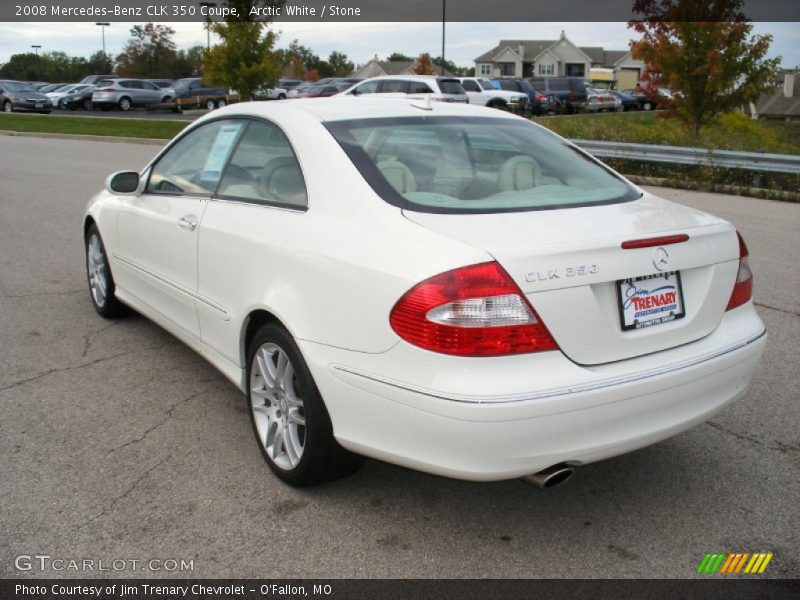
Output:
(629, 0), (780, 138)
(387, 52), (414, 62)
(173, 46), (205, 78)
(88, 50), (114, 74)
(205, 22), (282, 100)
(432, 56), (462, 76)
(115, 23), (177, 77)
(327, 51), (354, 77)
(0, 51), (88, 82)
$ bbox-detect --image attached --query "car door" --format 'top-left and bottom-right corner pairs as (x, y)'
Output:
(458, 79), (484, 104)
(114, 119), (246, 338)
(140, 80), (163, 102)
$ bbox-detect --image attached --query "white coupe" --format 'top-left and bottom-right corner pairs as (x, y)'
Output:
(84, 98), (765, 488)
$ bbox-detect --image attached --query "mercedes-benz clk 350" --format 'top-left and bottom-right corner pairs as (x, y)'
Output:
(83, 98), (765, 487)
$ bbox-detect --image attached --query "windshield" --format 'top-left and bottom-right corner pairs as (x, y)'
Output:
(3, 81), (37, 93)
(325, 117), (639, 214)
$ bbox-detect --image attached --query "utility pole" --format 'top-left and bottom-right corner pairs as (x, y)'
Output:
(31, 44), (41, 56)
(199, 2), (217, 50)
(96, 22), (110, 57)
(441, 0), (446, 75)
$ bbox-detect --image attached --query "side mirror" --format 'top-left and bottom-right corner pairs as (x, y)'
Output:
(106, 171), (140, 194)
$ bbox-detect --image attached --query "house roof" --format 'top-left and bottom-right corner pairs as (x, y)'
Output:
(602, 50), (631, 67)
(365, 59), (455, 78)
(475, 40), (554, 62)
(580, 47), (605, 64)
(475, 39), (631, 68)
(754, 90), (800, 117)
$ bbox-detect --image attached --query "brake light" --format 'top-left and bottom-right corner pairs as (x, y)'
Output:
(621, 234), (689, 249)
(389, 261), (558, 356)
(100, 88), (115, 92)
(726, 232), (753, 311)
(535, 94), (547, 102)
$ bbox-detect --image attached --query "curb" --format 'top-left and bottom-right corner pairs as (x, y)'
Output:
(0, 130), (167, 145)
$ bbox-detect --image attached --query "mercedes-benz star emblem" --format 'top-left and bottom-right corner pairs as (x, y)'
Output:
(653, 247), (669, 271)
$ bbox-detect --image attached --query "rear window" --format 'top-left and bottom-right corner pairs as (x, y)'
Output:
(325, 117), (639, 214)
(436, 79), (464, 94)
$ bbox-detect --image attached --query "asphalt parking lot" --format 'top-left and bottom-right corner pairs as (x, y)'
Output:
(1, 134), (798, 579)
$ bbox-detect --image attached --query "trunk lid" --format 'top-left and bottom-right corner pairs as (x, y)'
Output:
(404, 193), (740, 365)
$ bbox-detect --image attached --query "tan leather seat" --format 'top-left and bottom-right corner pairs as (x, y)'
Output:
(377, 160), (417, 194)
(498, 156), (543, 191)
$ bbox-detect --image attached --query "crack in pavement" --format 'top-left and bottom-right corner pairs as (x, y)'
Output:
(0, 341), (178, 394)
(77, 454), (172, 529)
(706, 420), (799, 456)
(1, 289), (85, 300)
(754, 302), (800, 318)
(107, 381), (224, 455)
(81, 321), (121, 358)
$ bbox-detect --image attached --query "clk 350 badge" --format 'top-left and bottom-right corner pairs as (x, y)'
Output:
(525, 264), (599, 282)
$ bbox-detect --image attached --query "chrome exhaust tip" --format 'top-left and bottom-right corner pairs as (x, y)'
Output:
(521, 464), (575, 489)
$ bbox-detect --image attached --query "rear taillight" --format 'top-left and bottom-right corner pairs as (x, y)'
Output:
(389, 261), (558, 356)
(535, 94), (546, 102)
(726, 232), (753, 311)
(100, 88), (115, 92)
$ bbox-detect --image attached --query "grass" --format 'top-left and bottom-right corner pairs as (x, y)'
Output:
(0, 113), (188, 140)
(532, 111), (800, 155)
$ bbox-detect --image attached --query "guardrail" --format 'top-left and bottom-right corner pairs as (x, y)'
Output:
(571, 139), (800, 174)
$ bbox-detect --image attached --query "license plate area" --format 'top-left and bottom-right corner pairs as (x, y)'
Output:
(617, 271), (686, 331)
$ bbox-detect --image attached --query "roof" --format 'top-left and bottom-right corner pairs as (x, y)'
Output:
(199, 97), (521, 125)
(475, 40), (553, 62)
(474, 39), (631, 67)
(754, 87), (800, 117)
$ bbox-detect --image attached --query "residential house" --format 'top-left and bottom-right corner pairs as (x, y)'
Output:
(352, 56), (455, 79)
(748, 70), (800, 121)
(474, 31), (645, 90)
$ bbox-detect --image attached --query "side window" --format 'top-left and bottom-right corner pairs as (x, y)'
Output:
(408, 81), (433, 94)
(460, 80), (481, 92)
(142, 81), (158, 90)
(379, 80), (409, 93)
(352, 80), (379, 95)
(147, 120), (245, 195)
(217, 121), (308, 208)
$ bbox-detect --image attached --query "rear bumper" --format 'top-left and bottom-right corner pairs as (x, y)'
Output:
(299, 304), (766, 481)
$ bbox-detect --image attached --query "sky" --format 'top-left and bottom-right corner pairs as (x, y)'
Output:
(0, 21), (797, 70)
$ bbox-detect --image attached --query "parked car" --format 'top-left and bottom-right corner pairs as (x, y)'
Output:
(145, 79), (174, 89)
(58, 84), (97, 111)
(278, 78), (303, 90)
(286, 82), (316, 99)
(83, 98), (765, 488)
(607, 90), (641, 111)
(621, 88), (671, 111)
(343, 75), (468, 103)
(0, 80), (51, 113)
(92, 78), (172, 111)
(253, 86), (288, 100)
(455, 77), (529, 114)
(80, 74), (119, 85)
(527, 77), (588, 113)
(47, 84), (93, 109)
(584, 88), (618, 112)
(293, 84), (342, 98)
(165, 78), (229, 110)
(492, 78), (556, 115)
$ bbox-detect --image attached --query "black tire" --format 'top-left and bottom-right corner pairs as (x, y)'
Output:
(277, 93), (286, 100)
(247, 322), (363, 487)
(85, 224), (127, 319)
(205, 98), (216, 111)
(83, 99), (93, 111)
(2, 100), (12, 113)
(217, 98), (227, 108)
(643, 101), (653, 111)
(118, 96), (132, 111)
(59, 98), (69, 110)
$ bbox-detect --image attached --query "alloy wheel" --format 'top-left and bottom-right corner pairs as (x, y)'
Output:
(250, 343), (306, 470)
(86, 234), (108, 308)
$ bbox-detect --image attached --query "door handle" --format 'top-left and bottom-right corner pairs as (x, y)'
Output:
(178, 216), (198, 231)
